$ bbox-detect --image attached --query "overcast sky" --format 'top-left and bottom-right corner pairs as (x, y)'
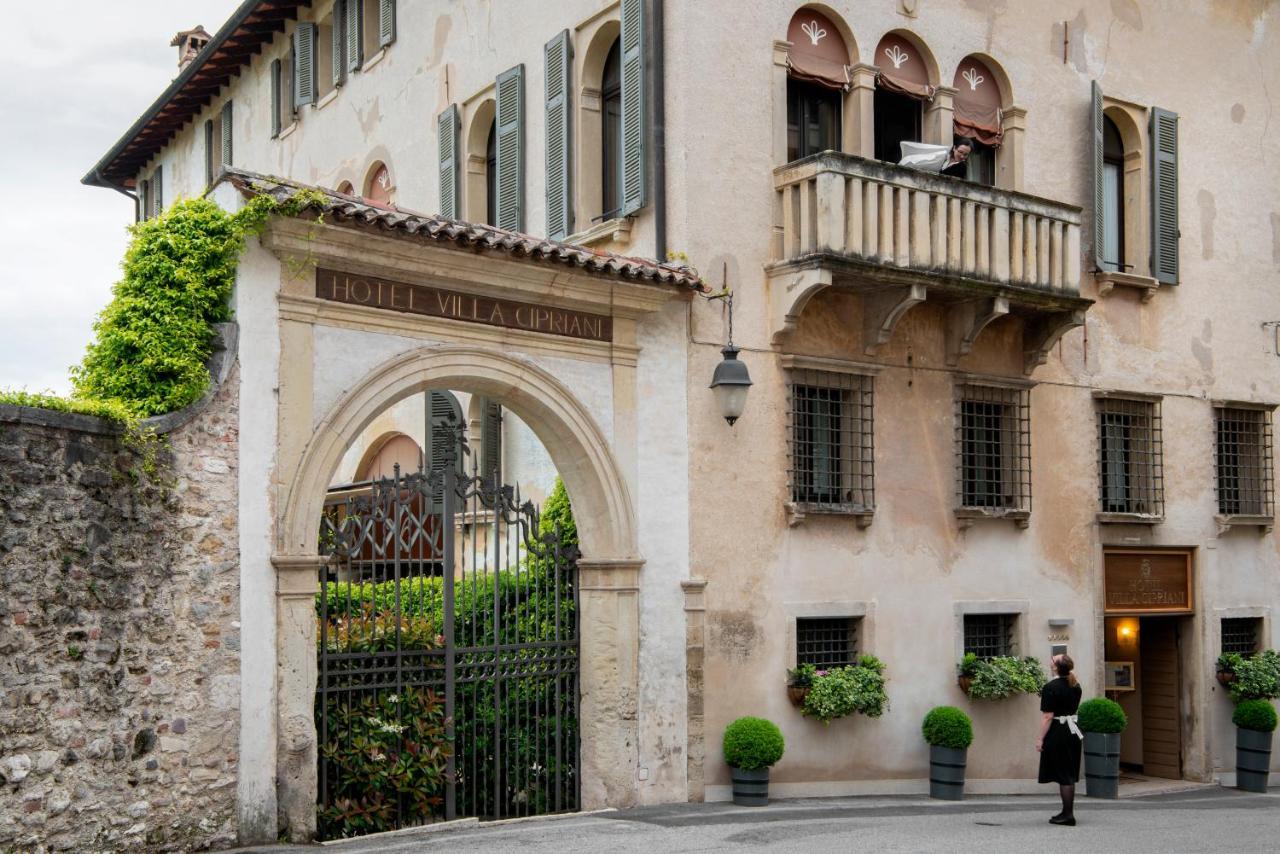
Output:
(0, 2), (240, 394)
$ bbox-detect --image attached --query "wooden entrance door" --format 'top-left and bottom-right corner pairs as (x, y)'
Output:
(1139, 619), (1182, 778)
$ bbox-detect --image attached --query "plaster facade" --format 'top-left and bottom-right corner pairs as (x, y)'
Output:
(82, 0), (1280, 844)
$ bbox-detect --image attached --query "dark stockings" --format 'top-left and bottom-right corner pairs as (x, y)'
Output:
(1055, 784), (1075, 819)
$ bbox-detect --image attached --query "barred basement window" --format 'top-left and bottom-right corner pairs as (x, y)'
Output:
(1215, 407), (1275, 518)
(787, 369), (874, 512)
(963, 613), (1016, 659)
(956, 384), (1030, 511)
(1221, 617), (1262, 656)
(1097, 396), (1163, 516)
(796, 617), (860, 669)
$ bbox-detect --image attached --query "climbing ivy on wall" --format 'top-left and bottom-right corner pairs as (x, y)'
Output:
(0, 189), (323, 421)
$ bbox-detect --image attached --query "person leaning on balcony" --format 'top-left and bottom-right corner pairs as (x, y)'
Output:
(898, 136), (974, 178)
(1037, 653), (1084, 826)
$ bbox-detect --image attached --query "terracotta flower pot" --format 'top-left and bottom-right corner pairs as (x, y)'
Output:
(787, 685), (810, 707)
(957, 675), (973, 695)
(1216, 670), (1236, 687)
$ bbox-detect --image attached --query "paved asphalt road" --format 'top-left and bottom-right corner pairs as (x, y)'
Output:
(242, 787), (1280, 853)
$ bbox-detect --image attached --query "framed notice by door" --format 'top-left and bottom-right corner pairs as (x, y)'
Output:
(1104, 661), (1135, 691)
(1103, 550), (1194, 615)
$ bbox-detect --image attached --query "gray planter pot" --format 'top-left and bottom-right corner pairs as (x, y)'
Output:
(929, 745), (967, 801)
(730, 766), (770, 806)
(1083, 732), (1121, 799)
(1236, 727), (1274, 794)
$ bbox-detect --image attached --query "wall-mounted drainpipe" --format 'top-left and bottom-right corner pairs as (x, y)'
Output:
(647, 0), (667, 264)
(92, 168), (141, 222)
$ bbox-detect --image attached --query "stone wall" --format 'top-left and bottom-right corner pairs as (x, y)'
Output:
(0, 370), (240, 853)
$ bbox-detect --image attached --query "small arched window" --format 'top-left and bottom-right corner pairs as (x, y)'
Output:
(358, 434), (423, 481)
(1101, 116), (1125, 272)
(873, 33), (932, 163)
(952, 56), (1004, 186)
(485, 119), (497, 226)
(785, 9), (847, 162)
(601, 38), (623, 219)
(336, 180), (355, 196)
(364, 162), (393, 205)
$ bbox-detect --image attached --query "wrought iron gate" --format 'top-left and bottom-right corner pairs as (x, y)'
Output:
(315, 437), (580, 840)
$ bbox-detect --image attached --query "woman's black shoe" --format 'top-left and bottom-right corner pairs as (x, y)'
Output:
(1049, 815), (1076, 826)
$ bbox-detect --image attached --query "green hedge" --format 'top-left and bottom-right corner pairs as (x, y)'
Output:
(723, 717), (785, 770)
(1220, 651), (1280, 703)
(1078, 697), (1128, 734)
(922, 706), (973, 749)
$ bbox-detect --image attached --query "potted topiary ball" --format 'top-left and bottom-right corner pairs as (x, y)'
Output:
(722, 716), (785, 806)
(1078, 697), (1127, 799)
(922, 706), (973, 800)
(1233, 699), (1278, 793)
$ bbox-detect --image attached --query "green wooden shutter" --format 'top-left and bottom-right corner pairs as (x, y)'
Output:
(424, 391), (463, 513)
(332, 0), (347, 88)
(544, 30), (573, 240)
(221, 102), (234, 167)
(438, 104), (460, 219)
(294, 23), (317, 107)
(346, 0), (363, 72)
(270, 59), (282, 138)
(620, 0), (645, 215)
(1150, 107), (1179, 285)
(495, 64), (525, 231)
(379, 0), (396, 48)
(1090, 81), (1105, 273)
(481, 399), (502, 484)
(152, 166), (163, 217)
(139, 179), (150, 221)
(204, 120), (215, 184)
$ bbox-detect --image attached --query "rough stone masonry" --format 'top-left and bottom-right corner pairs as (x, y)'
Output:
(0, 372), (241, 853)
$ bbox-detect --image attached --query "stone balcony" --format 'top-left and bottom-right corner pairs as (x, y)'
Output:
(767, 152), (1092, 373)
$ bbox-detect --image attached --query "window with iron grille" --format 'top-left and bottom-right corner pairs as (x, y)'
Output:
(956, 384), (1030, 511)
(963, 613), (1017, 659)
(787, 370), (875, 512)
(1215, 407), (1275, 518)
(1221, 617), (1262, 657)
(796, 617), (860, 669)
(1096, 396), (1163, 516)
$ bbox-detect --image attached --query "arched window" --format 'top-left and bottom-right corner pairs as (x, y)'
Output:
(336, 180), (354, 196)
(364, 161), (393, 205)
(1101, 116), (1125, 272)
(601, 38), (623, 219)
(952, 56), (1004, 186)
(357, 434), (423, 481)
(785, 9), (847, 162)
(485, 119), (497, 226)
(873, 33), (933, 163)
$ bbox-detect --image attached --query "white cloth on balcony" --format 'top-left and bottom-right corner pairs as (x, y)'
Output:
(898, 141), (951, 172)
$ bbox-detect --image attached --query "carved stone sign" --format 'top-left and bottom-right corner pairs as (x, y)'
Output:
(315, 268), (613, 342)
(1104, 550), (1193, 614)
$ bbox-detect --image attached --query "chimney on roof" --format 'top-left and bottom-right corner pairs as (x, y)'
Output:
(171, 26), (213, 71)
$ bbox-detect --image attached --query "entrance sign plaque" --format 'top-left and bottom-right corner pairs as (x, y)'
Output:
(316, 268), (614, 342)
(1103, 550), (1193, 614)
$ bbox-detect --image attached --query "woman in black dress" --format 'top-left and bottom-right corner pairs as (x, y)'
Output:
(1037, 654), (1084, 825)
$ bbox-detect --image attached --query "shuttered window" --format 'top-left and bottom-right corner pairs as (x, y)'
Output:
(345, 0), (363, 72)
(138, 180), (150, 222)
(544, 29), (573, 240)
(151, 166), (163, 218)
(495, 64), (525, 231)
(1090, 81), (1106, 273)
(619, 0), (645, 215)
(379, 0), (396, 48)
(204, 119), (216, 185)
(424, 391), (463, 513)
(270, 59), (283, 138)
(332, 0), (347, 87)
(438, 104), (460, 219)
(601, 39), (623, 219)
(294, 23), (317, 108)
(480, 398), (502, 485)
(1150, 107), (1179, 285)
(220, 102), (234, 167)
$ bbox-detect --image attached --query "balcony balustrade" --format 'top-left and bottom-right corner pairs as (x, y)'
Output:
(767, 152), (1092, 373)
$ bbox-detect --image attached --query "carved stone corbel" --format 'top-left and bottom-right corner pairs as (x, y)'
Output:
(1022, 310), (1086, 374)
(768, 266), (833, 344)
(946, 296), (1010, 366)
(863, 284), (927, 355)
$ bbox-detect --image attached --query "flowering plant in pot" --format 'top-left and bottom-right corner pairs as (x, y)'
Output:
(1078, 697), (1127, 799)
(922, 706), (973, 800)
(786, 663), (817, 707)
(957, 653), (1046, 699)
(722, 716), (785, 806)
(799, 655), (889, 724)
(1233, 699), (1278, 793)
